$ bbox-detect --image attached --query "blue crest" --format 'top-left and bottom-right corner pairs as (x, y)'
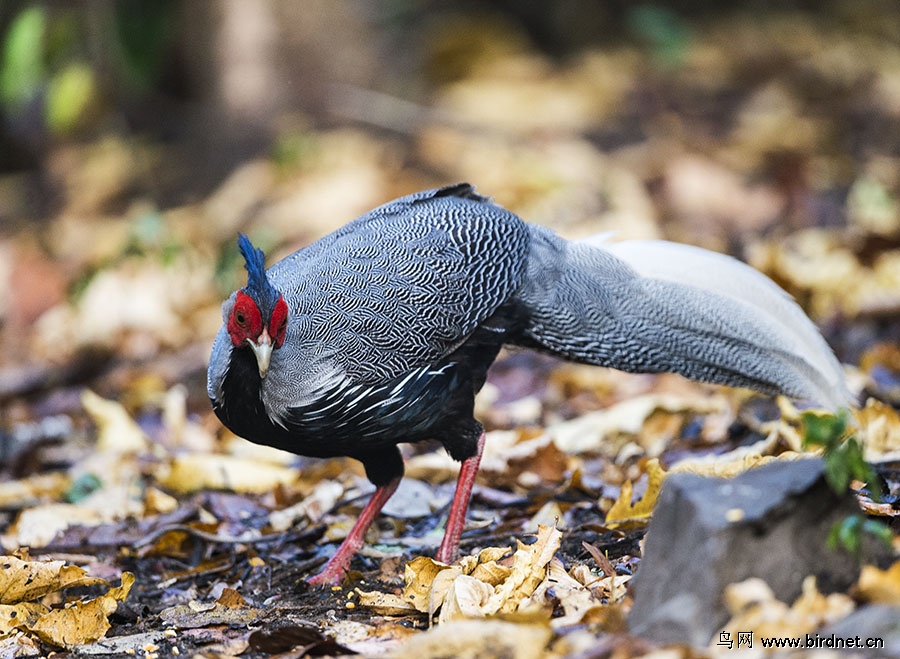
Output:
(237, 234), (280, 309)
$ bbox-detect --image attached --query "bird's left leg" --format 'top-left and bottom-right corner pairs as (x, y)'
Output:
(308, 447), (405, 586)
(436, 431), (485, 563)
(307, 475), (401, 586)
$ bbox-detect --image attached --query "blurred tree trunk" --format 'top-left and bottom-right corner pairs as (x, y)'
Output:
(179, 0), (285, 169)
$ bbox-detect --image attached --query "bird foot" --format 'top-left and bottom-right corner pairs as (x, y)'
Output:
(306, 563), (347, 587)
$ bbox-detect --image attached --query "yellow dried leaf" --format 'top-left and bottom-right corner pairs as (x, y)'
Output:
(670, 452), (797, 479)
(427, 566), (467, 617)
(81, 389), (150, 453)
(0, 602), (48, 634)
(215, 587), (247, 609)
(158, 454), (298, 494)
(717, 575), (854, 642)
(438, 575), (494, 624)
(143, 486), (178, 515)
(485, 525), (562, 615)
(0, 557), (106, 604)
(353, 589), (418, 616)
(469, 560), (511, 586)
(858, 561), (900, 604)
(26, 572), (134, 649)
(605, 459), (666, 528)
(475, 546), (510, 564)
(386, 619), (552, 659)
(536, 558), (602, 629)
(402, 556), (456, 613)
(855, 398), (900, 461)
(0, 473), (71, 509)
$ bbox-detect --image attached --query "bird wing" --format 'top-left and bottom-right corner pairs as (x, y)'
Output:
(267, 184), (530, 384)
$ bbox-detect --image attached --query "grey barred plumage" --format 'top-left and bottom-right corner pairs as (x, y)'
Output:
(207, 182), (850, 585)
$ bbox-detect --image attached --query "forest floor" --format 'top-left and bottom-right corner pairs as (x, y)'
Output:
(3, 4), (900, 658)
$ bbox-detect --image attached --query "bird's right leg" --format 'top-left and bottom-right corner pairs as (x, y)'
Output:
(307, 475), (401, 586)
(435, 431), (485, 564)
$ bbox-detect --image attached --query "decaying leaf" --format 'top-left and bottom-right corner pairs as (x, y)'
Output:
(24, 572), (134, 649)
(855, 398), (900, 462)
(0, 556), (107, 604)
(358, 526), (562, 623)
(480, 524), (561, 617)
(857, 561), (900, 604)
(605, 459), (666, 528)
(353, 589), (419, 617)
(532, 558), (604, 629)
(384, 619), (552, 659)
(158, 599), (263, 629)
(81, 389), (150, 453)
(0, 473), (71, 510)
(0, 603), (48, 634)
(268, 480), (344, 531)
(157, 454), (299, 494)
(717, 576), (854, 643)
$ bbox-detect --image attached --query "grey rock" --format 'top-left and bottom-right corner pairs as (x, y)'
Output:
(628, 457), (874, 647)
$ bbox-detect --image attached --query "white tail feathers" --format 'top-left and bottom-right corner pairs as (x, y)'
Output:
(578, 234), (851, 409)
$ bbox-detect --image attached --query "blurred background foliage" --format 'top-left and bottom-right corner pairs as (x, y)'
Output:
(1, 0), (896, 214)
(2, 0), (900, 383)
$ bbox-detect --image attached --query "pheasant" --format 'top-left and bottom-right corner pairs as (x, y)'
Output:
(207, 183), (849, 586)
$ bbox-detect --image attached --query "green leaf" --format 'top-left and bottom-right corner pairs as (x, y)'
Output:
(801, 410), (847, 450)
(44, 62), (96, 135)
(65, 473), (103, 504)
(861, 518), (894, 549)
(0, 6), (47, 110)
(828, 514), (892, 558)
(823, 452), (851, 493)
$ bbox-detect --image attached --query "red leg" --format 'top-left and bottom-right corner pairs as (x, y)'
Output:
(435, 432), (485, 564)
(307, 476), (401, 586)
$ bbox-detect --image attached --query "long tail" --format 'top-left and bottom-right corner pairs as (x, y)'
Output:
(513, 226), (851, 409)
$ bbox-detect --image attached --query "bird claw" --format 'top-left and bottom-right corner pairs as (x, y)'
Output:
(306, 564), (347, 587)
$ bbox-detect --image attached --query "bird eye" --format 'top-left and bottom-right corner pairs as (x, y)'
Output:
(235, 311), (246, 327)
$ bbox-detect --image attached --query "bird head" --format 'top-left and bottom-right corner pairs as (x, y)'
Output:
(227, 234), (289, 379)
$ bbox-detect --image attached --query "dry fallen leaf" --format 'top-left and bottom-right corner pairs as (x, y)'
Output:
(358, 526), (561, 624)
(548, 394), (729, 457)
(533, 557), (604, 629)
(439, 575), (494, 622)
(81, 389), (150, 453)
(268, 480), (344, 531)
(353, 589), (419, 617)
(157, 454), (299, 494)
(0, 556), (107, 604)
(384, 618), (553, 659)
(402, 556), (457, 614)
(0, 473), (71, 510)
(24, 572), (134, 649)
(857, 561), (900, 604)
(855, 398), (900, 462)
(158, 600), (263, 629)
(605, 458), (666, 528)
(716, 575), (854, 645)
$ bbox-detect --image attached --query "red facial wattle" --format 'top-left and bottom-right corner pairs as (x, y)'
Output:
(227, 291), (264, 347)
(269, 296), (289, 348)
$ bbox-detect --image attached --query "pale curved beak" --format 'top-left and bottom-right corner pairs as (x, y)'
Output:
(247, 327), (273, 379)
